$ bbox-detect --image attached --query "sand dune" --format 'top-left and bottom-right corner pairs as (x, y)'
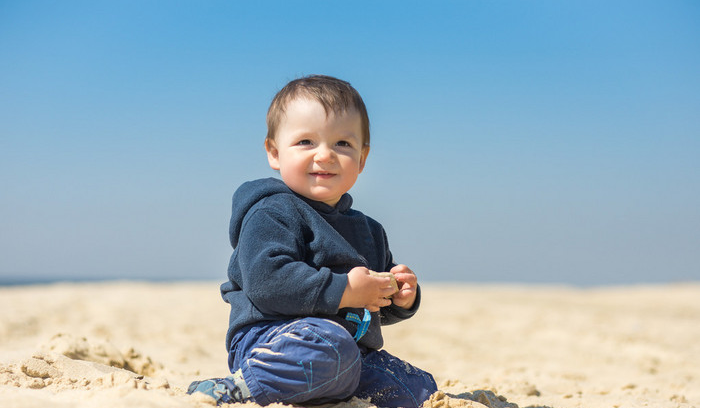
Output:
(0, 282), (697, 408)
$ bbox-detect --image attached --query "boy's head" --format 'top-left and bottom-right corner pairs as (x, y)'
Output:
(266, 75), (370, 147)
(264, 75), (370, 207)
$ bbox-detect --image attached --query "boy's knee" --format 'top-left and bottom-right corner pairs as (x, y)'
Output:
(290, 318), (360, 370)
(244, 318), (361, 404)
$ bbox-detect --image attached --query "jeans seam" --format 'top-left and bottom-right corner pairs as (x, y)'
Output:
(243, 358), (270, 405)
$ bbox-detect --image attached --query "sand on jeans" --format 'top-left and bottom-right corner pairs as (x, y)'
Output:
(0, 281), (697, 408)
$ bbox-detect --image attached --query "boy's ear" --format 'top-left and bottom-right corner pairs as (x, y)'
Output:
(358, 146), (370, 173)
(265, 139), (281, 170)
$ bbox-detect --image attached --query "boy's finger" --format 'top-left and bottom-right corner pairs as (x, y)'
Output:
(398, 286), (416, 296)
(369, 271), (399, 292)
(381, 286), (398, 297)
(390, 264), (411, 274)
(393, 272), (417, 284)
(368, 297), (391, 311)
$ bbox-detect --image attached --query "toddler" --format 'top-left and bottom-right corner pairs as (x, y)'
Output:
(188, 75), (437, 407)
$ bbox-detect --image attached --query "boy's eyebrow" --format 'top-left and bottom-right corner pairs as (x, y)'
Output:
(338, 130), (361, 138)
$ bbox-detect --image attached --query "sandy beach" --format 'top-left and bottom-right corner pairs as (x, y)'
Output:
(0, 281), (697, 408)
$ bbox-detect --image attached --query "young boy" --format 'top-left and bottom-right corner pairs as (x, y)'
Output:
(188, 75), (437, 407)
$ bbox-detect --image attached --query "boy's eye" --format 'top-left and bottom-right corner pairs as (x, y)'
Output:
(296, 139), (312, 146)
(336, 141), (351, 147)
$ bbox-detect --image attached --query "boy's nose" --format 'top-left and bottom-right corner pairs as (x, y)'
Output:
(314, 145), (335, 162)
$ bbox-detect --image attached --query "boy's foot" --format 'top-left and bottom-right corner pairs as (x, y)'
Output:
(187, 376), (250, 405)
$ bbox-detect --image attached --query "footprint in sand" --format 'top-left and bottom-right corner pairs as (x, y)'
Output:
(425, 390), (520, 408)
(0, 333), (170, 392)
(40, 333), (163, 376)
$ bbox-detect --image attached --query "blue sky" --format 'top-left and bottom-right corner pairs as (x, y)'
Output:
(1, 1), (698, 285)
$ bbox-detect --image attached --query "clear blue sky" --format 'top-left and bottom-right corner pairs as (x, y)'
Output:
(1, 1), (698, 285)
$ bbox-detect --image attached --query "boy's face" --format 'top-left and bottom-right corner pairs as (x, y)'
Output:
(265, 97), (369, 207)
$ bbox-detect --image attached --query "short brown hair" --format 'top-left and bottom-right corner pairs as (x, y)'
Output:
(266, 75), (370, 146)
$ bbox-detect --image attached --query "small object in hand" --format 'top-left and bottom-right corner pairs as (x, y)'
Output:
(368, 270), (399, 297)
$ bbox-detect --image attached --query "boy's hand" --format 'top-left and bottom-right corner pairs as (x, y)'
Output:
(339, 267), (396, 312)
(389, 264), (418, 309)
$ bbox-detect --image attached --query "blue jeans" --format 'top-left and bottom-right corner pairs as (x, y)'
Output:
(228, 317), (437, 407)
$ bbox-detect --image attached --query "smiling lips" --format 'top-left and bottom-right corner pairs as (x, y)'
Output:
(310, 171), (336, 179)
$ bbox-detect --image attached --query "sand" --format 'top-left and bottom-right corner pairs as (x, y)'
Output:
(0, 281), (697, 408)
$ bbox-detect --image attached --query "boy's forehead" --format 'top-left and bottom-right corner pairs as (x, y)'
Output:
(294, 99), (359, 122)
(283, 95), (358, 118)
(281, 95), (318, 111)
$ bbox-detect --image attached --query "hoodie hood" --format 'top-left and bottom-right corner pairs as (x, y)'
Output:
(229, 178), (291, 248)
(229, 177), (354, 248)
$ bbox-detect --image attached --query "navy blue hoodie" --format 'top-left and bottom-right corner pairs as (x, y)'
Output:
(220, 178), (420, 351)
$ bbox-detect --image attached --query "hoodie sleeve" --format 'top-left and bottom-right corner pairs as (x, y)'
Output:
(380, 285), (421, 325)
(233, 202), (348, 317)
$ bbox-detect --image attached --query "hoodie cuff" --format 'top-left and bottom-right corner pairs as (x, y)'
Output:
(387, 284), (421, 319)
(316, 270), (349, 314)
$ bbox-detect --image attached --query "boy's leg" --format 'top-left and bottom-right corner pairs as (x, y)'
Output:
(230, 317), (362, 406)
(355, 349), (437, 408)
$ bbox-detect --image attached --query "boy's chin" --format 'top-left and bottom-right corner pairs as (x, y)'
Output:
(305, 191), (344, 207)
(288, 183), (350, 206)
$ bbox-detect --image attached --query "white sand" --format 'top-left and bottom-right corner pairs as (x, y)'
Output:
(0, 282), (697, 408)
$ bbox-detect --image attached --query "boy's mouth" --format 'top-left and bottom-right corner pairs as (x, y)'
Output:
(310, 171), (336, 178)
